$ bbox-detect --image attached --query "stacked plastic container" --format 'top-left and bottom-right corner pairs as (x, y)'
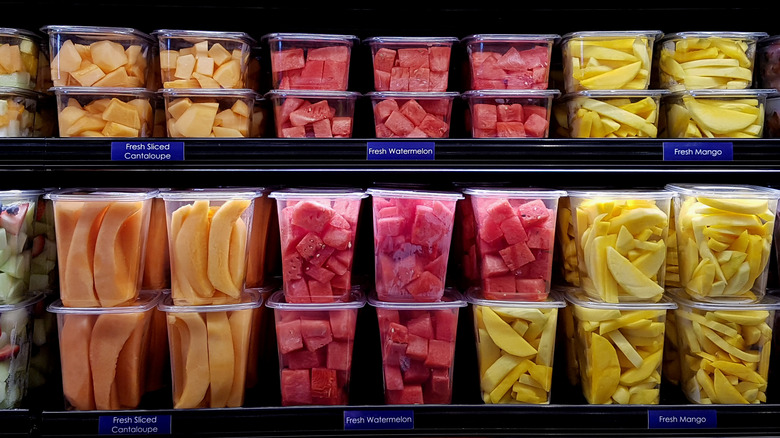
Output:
(757, 35), (780, 137)
(0, 28), (50, 138)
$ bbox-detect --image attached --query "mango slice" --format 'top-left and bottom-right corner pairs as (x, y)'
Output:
(482, 306), (537, 358)
(659, 36), (756, 91)
(226, 308), (253, 407)
(590, 333), (620, 404)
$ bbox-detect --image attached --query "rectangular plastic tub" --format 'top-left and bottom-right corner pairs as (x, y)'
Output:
(463, 90), (559, 138)
(160, 188), (258, 306)
(368, 188), (462, 302)
(0, 28), (41, 90)
(41, 25), (155, 88)
(268, 188), (367, 304)
(565, 290), (676, 404)
(46, 188), (156, 307)
(368, 91), (458, 138)
(665, 183), (780, 303)
(561, 31), (662, 93)
(462, 34), (557, 90)
(656, 31), (767, 91)
(0, 190), (42, 304)
(266, 288), (364, 406)
(766, 96), (780, 138)
(563, 89), (666, 138)
(661, 89), (774, 138)
(161, 88), (256, 138)
(757, 35), (780, 91)
(365, 36), (458, 92)
(48, 291), (160, 410)
(265, 90), (360, 138)
(263, 33), (358, 91)
(467, 288), (564, 404)
(463, 188), (565, 301)
(51, 86), (156, 137)
(670, 289), (779, 404)
(369, 288), (466, 404)
(153, 29), (256, 89)
(158, 289), (262, 409)
(567, 189), (673, 303)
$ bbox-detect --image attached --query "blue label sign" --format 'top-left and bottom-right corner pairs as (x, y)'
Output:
(111, 141), (184, 161)
(648, 410), (717, 429)
(344, 410), (414, 430)
(98, 415), (172, 435)
(663, 142), (733, 161)
(367, 142), (435, 161)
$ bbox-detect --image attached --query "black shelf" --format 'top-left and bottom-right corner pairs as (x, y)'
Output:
(0, 410), (34, 437)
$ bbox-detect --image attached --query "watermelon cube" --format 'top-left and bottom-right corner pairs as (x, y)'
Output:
(400, 99), (427, 126)
(411, 205), (447, 247)
(429, 368), (451, 395)
(308, 279), (335, 303)
(285, 349), (323, 370)
(296, 232), (326, 260)
(483, 274), (516, 293)
(326, 341), (351, 371)
(418, 114), (449, 138)
(374, 70), (391, 91)
(499, 241), (536, 271)
(434, 309), (458, 342)
(277, 319), (304, 354)
(387, 385), (424, 405)
(374, 48), (397, 73)
(312, 118), (333, 138)
(388, 321), (409, 344)
(406, 271), (444, 301)
(377, 308), (400, 332)
(497, 121), (526, 138)
(429, 46), (451, 72)
(473, 103), (498, 130)
(329, 309), (354, 340)
(498, 104), (525, 122)
(300, 318), (333, 351)
(331, 117), (352, 136)
(500, 215), (529, 245)
(406, 313), (434, 339)
(405, 334), (429, 361)
(285, 278), (310, 303)
(291, 201), (335, 233)
(524, 112), (549, 138)
(311, 367), (338, 399)
(308, 46), (349, 63)
(390, 67), (410, 91)
(424, 339), (453, 369)
(403, 359), (431, 384)
(273, 48), (306, 72)
(526, 225), (554, 250)
(321, 225), (352, 251)
(409, 68), (431, 92)
(384, 111), (415, 136)
(384, 365), (404, 391)
(374, 98), (399, 123)
(281, 369), (312, 406)
(282, 126), (306, 138)
(517, 199), (551, 228)
(325, 255), (348, 276)
(485, 199), (516, 223)
(398, 48), (430, 69)
(482, 253), (510, 277)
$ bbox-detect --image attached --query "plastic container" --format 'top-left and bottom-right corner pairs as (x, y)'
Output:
(51, 86), (155, 137)
(33, 91), (56, 137)
(656, 31), (767, 91)
(0, 293), (43, 408)
(0, 190), (42, 304)
(565, 290), (676, 404)
(670, 289), (779, 404)
(368, 188), (463, 302)
(267, 288), (364, 406)
(464, 188), (565, 301)
(265, 90), (360, 138)
(46, 188), (156, 307)
(48, 291), (159, 410)
(29, 189), (57, 294)
(662, 308), (680, 386)
(666, 184), (780, 303)
(42, 25), (155, 88)
(766, 96), (780, 138)
(365, 36), (458, 92)
(369, 288), (466, 404)
(145, 295), (169, 394)
(563, 89), (666, 138)
(158, 289), (262, 409)
(0, 28), (41, 90)
(662, 89), (775, 139)
(245, 285), (274, 390)
(555, 196), (579, 286)
(0, 88), (39, 138)
(757, 35), (780, 91)
(462, 34), (557, 90)
(141, 194), (170, 291)
(250, 95), (270, 138)
(268, 188), (367, 304)
(245, 188), (274, 289)
(160, 188), (258, 306)
(467, 288), (564, 404)
(153, 29), (256, 89)
(462, 90), (559, 138)
(568, 189), (674, 303)
(27, 291), (58, 392)
(161, 88), (256, 138)
(553, 286), (580, 387)
(368, 91), (458, 138)
(561, 31), (662, 93)
(263, 33), (358, 91)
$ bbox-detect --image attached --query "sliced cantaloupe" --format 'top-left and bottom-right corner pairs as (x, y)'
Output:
(54, 201), (83, 274)
(167, 314), (186, 403)
(208, 43), (232, 66)
(54, 39), (83, 73)
(58, 106), (88, 134)
(173, 103), (219, 137)
(228, 217), (248, 290)
(66, 114), (107, 136)
(206, 311), (235, 408)
(175, 54), (196, 80)
(207, 200), (250, 298)
(173, 312), (210, 409)
(71, 63), (106, 86)
(143, 198), (170, 290)
(62, 201), (108, 307)
(90, 40), (129, 74)
(177, 200), (214, 299)
(115, 311), (151, 408)
(226, 308), (253, 407)
(167, 98), (193, 120)
(60, 314), (96, 410)
(102, 121), (139, 137)
(89, 312), (143, 410)
(171, 204), (198, 304)
(93, 201), (142, 307)
(127, 99), (153, 126)
(93, 67), (131, 87)
(213, 59), (240, 88)
(231, 100), (249, 118)
(85, 98), (112, 114)
(160, 50), (179, 70)
(102, 98), (141, 130)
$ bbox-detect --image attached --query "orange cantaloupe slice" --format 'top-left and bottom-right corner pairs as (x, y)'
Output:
(213, 59), (240, 88)
(171, 204), (198, 304)
(70, 63), (105, 86)
(173, 312), (210, 409)
(163, 79), (200, 88)
(211, 126), (242, 137)
(93, 67), (131, 87)
(115, 311), (151, 408)
(195, 57), (215, 76)
(226, 307), (253, 407)
(167, 98), (192, 120)
(142, 198), (170, 290)
(53, 201), (83, 275)
(167, 314), (186, 403)
(66, 114), (106, 136)
(117, 206), (146, 297)
(102, 121), (139, 137)
(228, 217), (248, 290)
(175, 54), (196, 80)
(102, 99), (141, 129)
(85, 98), (112, 114)
(93, 201), (141, 307)
(60, 314), (96, 410)
(0, 44), (23, 73)
(173, 103), (219, 137)
(231, 100), (249, 118)
(160, 50), (179, 70)
(127, 99), (153, 125)
(89, 312), (143, 410)
(208, 43), (232, 66)
(57, 106), (87, 135)
(54, 40), (83, 73)
(192, 72), (221, 89)
(176, 200), (214, 298)
(90, 40), (128, 73)
(145, 308), (169, 392)
(207, 200), (250, 297)
(62, 201), (108, 307)
(206, 311), (235, 408)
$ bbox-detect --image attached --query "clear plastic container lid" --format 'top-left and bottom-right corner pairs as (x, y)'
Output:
(264, 90), (361, 100)
(466, 287), (565, 308)
(0, 87), (44, 100)
(368, 288), (466, 309)
(152, 29), (256, 46)
(367, 91), (460, 100)
(48, 290), (160, 314)
(50, 86), (156, 99)
(462, 187), (567, 199)
(158, 289), (262, 313)
(0, 291), (44, 312)
(364, 36), (459, 45)
(262, 33), (359, 45)
(663, 89), (779, 99)
(0, 28), (41, 42)
(45, 187), (159, 202)
(161, 88), (258, 99)
(561, 30), (663, 44)
(758, 35), (780, 46)
(159, 188), (260, 201)
(0, 189), (44, 199)
(561, 89), (670, 102)
(268, 188), (367, 200)
(462, 89), (561, 99)
(41, 25), (155, 44)
(461, 34), (560, 44)
(665, 183), (780, 199)
(659, 31), (768, 43)
(266, 288), (365, 310)
(668, 288), (780, 311)
(565, 289), (677, 311)
(367, 188), (464, 201)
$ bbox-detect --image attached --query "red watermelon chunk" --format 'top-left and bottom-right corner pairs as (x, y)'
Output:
(312, 118), (333, 138)
(289, 100), (331, 127)
(390, 67), (410, 91)
(378, 206), (399, 218)
(325, 254), (348, 276)
(300, 319), (333, 351)
(500, 215), (529, 245)
(374, 48), (397, 73)
(308, 46), (349, 63)
(308, 279), (335, 303)
(282, 126), (306, 138)
(405, 271), (444, 301)
(281, 369), (312, 406)
(285, 277), (310, 303)
(279, 97), (305, 123)
(418, 114), (449, 138)
(326, 341), (351, 371)
(332, 199), (361, 226)
(429, 46), (451, 72)
(384, 339), (407, 365)
(377, 216), (405, 237)
(498, 104), (525, 122)
(497, 121), (526, 138)
(374, 70), (391, 90)
(482, 253), (510, 277)
(524, 112), (549, 138)
(496, 47), (529, 71)
(424, 254), (447, 280)
(331, 117), (352, 136)
(524, 105), (547, 120)
(517, 199), (550, 227)
(434, 309), (458, 342)
(405, 334), (429, 361)
(296, 232), (326, 260)
(377, 308), (400, 332)
(478, 216), (504, 243)
(388, 321), (409, 344)
(384, 111), (415, 136)
(526, 224), (554, 249)
(419, 98), (450, 116)
(400, 99), (427, 126)
(471, 51), (500, 67)
(424, 339), (453, 369)
(409, 68), (431, 91)
(283, 253), (304, 279)
(374, 99), (400, 122)
(499, 241), (536, 270)
(328, 212), (350, 230)
(473, 128), (497, 138)
(291, 200), (335, 232)
(298, 60), (324, 85)
(506, 71), (535, 89)
(329, 310), (354, 340)
(322, 225), (352, 251)
(485, 199), (515, 223)
(384, 365), (404, 391)
(398, 48), (430, 69)
(411, 205), (447, 247)
(474, 56), (505, 81)
(473, 103), (497, 130)
(277, 319), (304, 354)
(286, 349), (323, 370)
(483, 274), (516, 293)
(387, 385), (424, 405)
(273, 48), (306, 72)
(374, 121), (394, 136)
(429, 368), (451, 395)
(311, 367), (338, 399)
(515, 278), (548, 301)
(403, 359), (430, 384)
(406, 313), (434, 339)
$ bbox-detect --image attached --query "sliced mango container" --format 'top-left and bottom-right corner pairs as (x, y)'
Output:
(562, 89), (667, 138)
(565, 290), (676, 405)
(665, 184), (780, 303)
(669, 288), (779, 404)
(467, 287), (564, 404)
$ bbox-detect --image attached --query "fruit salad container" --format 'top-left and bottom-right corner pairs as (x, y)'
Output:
(0, 293), (42, 408)
(47, 188), (157, 307)
(766, 96), (780, 138)
(467, 287), (564, 404)
(568, 189), (674, 303)
(269, 188), (367, 304)
(29, 192), (57, 294)
(161, 88), (256, 138)
(158, 289), (261, 409)
(160, 188), (258, 306)
(365, 36), (458, 92)
(153, 29), (255, 89)
(368, 91), (459, 138)
(566, 290), (676, 405)
(263, 33), (358, 91)
(666, 184), (780, 303)
(555, 196), (579, 286)
(757, 35), (780, 91)
(367, 188), (463, 302)
(464, 188), (565, 301)
(51, 86), (155, 137)
(563, 89), (666, 138)
(250, 95), (270, 138)
(48, 290), (159, 410)
(661, 89), (775, 138)
(561, 31), (662, 93)
(656, 31), (767, 91)
(42, 25), (155, 88)
(670, 288), (779, 404)
(463, 34), (557, 90)
(463, 90), (559, 138)
(0, 28), (40, 90)
(267, 288), (364, 406)
(369, 288), (467, 404)
(141, 194), (170, 291)
(0, 190), (42, 304)
(245, 189), (274, 289)
(265, 90), (360, 138)
(0, 88), (39, 138)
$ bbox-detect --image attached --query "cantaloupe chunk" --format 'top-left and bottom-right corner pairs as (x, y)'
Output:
(60, 314), (96, 410)
(207, 200), (250, 297)
(173, 103), (219, 137)
(102, 98), (141, 129)
(228, 217), (248, 289)
(195, 56), (215, 76)
(93, 201), (142, 306)
(231, 100), (250, 118)
(206, 311), (235, 408)
(115, 311), (151, 408)
(54, 40), (83, 73)
(213, 59), (240, 88)
(226, 308), (253, 407)
(211, 126), (243, 137)
(93, 67), (131, 87)
(192, 72), (221, 89)
(208, 43), (232, 66)
(175, 54), (196, 80)
(176, 200), (214, 298)
(160, 50), (179, 70)
(58, 105), (88, 136)
(164, 79), (200, 88)
(66, 114), (107, 136)
(173, 312), (210, 409)
(89, 312), (143, 410)
(0, 44), (23, 73)
(53, 201), (83, 271)
(90, 40), (128, 74)
(70, 63), (106, 86)
(85, 98), (112, 115)
(62, 202), (108, 307)
(167, 98), (193, 120)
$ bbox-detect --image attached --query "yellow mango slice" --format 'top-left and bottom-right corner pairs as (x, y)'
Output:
(481, 354), (523, 393)
(207, 200), (250, 297)
(590, 332), (620, 404)
(606, 247), (664, 300)
(684, 97), (757, 134)
(713, 369), (748, 404)
(490, 361), (530, 403)
(206, 311), (235, 408)
(620, 349), (663, 386)
(226, 308), (253, 407)
(579, 61), (642, 89)
(478, 327), (501, 376)
(483, 307), (537, 357)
